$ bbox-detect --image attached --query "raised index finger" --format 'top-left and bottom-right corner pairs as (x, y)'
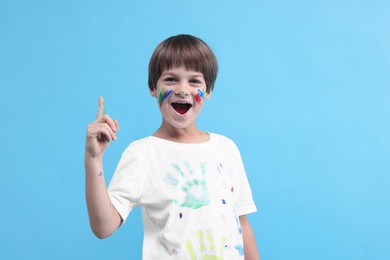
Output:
(96, 96), (105, 119)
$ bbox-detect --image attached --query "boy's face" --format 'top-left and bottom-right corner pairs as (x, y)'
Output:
(150, 66), (210, 129)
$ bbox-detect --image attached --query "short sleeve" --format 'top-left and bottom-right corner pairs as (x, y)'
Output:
(230, 141), (257, 216)
(108, 149), (144, 222)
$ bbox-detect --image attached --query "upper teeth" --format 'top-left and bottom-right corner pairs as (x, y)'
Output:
(174, 101), (190, 104)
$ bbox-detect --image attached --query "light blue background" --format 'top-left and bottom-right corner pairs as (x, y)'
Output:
(1, 0), (389, 259)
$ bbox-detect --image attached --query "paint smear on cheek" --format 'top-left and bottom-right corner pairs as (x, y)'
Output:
(195, 89), (205, 104)
(159, 88), (172, 106)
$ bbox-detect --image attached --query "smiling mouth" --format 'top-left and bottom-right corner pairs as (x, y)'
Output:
(171, 102), (192, 114)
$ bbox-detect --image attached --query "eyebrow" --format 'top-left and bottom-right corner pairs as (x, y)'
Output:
(161, 71), (203, 78)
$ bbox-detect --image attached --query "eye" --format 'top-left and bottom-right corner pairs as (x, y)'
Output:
(189, 79), (201, 84)
(164, 77), (178, 83)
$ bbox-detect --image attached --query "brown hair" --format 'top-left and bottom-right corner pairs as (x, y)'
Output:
(148, 34), (218, 93)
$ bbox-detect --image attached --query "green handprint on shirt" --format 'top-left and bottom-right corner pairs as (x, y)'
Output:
(186, 229), (226, 260)
(163, 161), (210, 209)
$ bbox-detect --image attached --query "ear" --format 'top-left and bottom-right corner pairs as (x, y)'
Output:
(150, 87), (157, 97)
(204, 91), (211, 100)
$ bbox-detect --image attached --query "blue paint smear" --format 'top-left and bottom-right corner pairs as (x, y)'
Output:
(235, 245), (244, 256)
(163, 173), (179, 185)
(162, 89), (172, 102)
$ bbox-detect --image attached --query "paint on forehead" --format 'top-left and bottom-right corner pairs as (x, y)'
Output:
(195, 88), (205, 104)
(159, 88), (172, 106)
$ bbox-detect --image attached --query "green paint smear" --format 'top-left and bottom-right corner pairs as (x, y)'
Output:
(181, 194), (209, 209)
(172, 163), (185, 177)
(197, 230), (206, 251)
(186, 231), (225, 260)
(219, 237), (227, 253)
(200, 162), (206, 175)
(159, 87), (165, 105)
(163, 173), (179, 186)
(165, 162), (210, 209)
(202, 255), (224, 260)
(186, 240), (197, 260)
(183, 161), (194, 174)
(207, 229), (215, 251)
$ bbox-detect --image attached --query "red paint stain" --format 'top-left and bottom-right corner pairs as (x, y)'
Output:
(195, 94), (201, 103)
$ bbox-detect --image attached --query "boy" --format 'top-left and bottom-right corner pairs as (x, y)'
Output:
(85, 34), (260, 259)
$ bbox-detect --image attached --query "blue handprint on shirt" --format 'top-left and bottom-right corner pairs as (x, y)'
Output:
(163, 161), (210, 209)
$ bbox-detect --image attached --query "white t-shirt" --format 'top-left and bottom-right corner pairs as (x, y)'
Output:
(108, 133), (257, 259)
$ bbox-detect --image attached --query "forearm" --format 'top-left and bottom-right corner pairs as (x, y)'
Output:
(85, 154), (121, 238)
(240, 215), (260, 260)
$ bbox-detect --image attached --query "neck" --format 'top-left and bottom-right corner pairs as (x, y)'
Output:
(153, 121), (209, 143)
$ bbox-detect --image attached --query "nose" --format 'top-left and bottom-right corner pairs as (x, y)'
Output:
(174, 82), (189, 97)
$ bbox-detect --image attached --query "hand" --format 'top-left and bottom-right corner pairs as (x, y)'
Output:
(85, 96), (119, 159)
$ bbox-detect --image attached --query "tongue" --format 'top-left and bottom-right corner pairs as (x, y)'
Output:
(172, 103), (190, 114)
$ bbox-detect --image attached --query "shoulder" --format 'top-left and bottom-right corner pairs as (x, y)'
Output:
(210, 133), (237, 147)
(122, 136), (156, 156)
(127, 136), (154, 149)
(210, 133), (240, 151)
